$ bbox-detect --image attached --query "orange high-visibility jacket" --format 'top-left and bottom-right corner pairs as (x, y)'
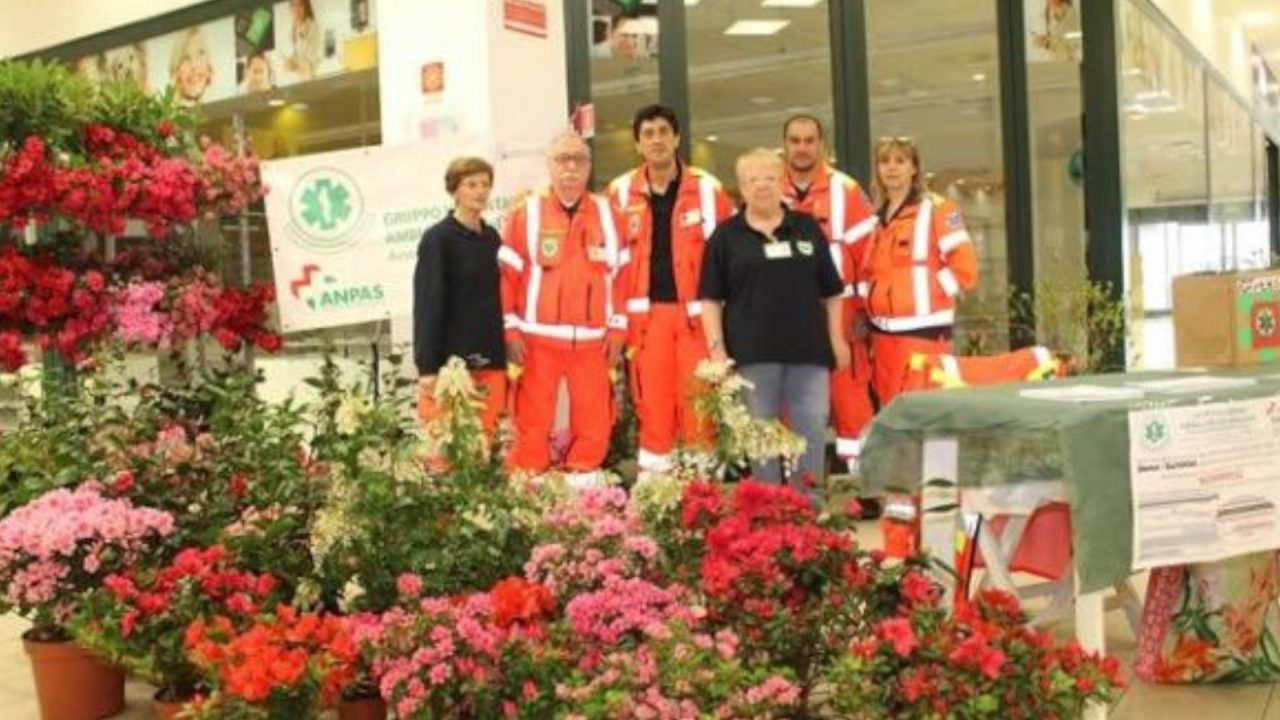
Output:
(903, 346), (1061, 392)
(608, 165), (734, 331)
(860, 193), (979, 333)
(783, 165), (878, 311)
(499, 191), (631, 345)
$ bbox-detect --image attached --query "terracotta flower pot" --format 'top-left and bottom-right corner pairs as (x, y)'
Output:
(23, 632), (125, 720)
(338, 694), (387, 720)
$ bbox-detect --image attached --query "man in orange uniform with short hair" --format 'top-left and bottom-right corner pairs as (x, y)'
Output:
(499, 132), (631, 483)
(610, 104), (733, 474)
(781, 114), (878, 476)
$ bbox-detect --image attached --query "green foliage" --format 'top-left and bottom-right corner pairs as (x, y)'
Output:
(0, 60), (94, 153)
(0, 59), (197, 155)
(956, 278), (1129, 374)
(305, 354), (535, 612)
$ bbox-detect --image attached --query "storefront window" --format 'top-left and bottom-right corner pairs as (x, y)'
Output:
(1119, 0), (1276, 369)
(867, 0), (1006, 352)
(588, 0), (660, 184)
(686, 0), (833, 194)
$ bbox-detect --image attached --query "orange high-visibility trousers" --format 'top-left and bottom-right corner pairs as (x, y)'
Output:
(630, 303), (711, 470)
(870, 331), (952, 408)
(509, 338), (614, 473)
(830, 336), (874, 465)
(417, 370), (507, 437)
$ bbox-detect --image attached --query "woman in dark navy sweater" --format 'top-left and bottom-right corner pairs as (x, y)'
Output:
(413, 156), (508, 435)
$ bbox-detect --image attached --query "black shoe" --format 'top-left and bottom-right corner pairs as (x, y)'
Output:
(857, 497), (882, 520)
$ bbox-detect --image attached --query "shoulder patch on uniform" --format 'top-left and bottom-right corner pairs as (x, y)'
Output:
(945, 209), (965, 230)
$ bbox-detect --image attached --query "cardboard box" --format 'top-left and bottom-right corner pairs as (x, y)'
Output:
(1173, 269), (1280, 368)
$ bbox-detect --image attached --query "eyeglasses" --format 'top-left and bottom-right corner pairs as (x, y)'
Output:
(551, 153), (590, 167)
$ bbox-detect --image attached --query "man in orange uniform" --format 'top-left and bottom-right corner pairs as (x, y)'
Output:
(499, 132), (631, 482)
(781, 114), (878, 476)
(609, 105), (733, 474)
(861, 137), (979, 406)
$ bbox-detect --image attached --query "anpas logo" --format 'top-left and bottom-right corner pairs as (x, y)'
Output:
(285, 168), (373, 254)
(290, 263), (385, 312)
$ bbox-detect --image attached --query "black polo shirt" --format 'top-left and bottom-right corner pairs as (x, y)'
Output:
(413, 213), (506, 375)
(647, 165), (680, 302)
(698, 208), (843, 367)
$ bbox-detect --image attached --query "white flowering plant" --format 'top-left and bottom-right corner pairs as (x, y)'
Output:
(691, 359), (806, 480)
(306, 355), (535, 613)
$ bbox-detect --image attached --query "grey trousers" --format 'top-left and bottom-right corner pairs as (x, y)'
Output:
(738, 363), (830, 495)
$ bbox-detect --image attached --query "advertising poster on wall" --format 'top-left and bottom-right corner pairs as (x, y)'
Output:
(1025, 0), (1080, 63)
(591, 0), (658, 61)
(146, 19), (238, 106)
(235, 6), (278, 95)
(273, 0), (377, 87)
(73, 42), (152, 92)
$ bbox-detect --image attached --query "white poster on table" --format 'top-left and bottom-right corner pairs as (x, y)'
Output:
(262, 139), (545, 334)
(1129, 398), (1280, 569)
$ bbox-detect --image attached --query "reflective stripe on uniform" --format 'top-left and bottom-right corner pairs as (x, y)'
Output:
(937, 267), (960, 297)
(843, 215), (878, 244)
(637, 448), (673, 471)
(524, 199), (542, 329)
(686, 301), (703, 317)
(520, 322), (607, 341)
(938, 229), (970, 255)
(829, 176), (846, 242)
(497, 245), (524, 272)
(835, 436), (861, 458)
(698, 174), (717, 240)
(627, 298), (651, 313)
(870, 309), (955, 333)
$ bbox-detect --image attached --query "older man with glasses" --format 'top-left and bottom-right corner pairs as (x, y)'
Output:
(499, 131), (631, 485)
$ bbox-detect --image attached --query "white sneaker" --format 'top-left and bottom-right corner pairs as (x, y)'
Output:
(566, 470), (604, 491)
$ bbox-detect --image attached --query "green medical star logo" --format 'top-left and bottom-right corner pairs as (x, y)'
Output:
(286, 167), (365, 254)
(299, 179), (352, 231)
(1142, 417), (1170, 449)
(1258, 307), (1276, 337)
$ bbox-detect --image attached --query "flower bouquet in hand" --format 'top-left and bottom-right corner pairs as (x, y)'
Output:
(0, 483), (173, 639)
(69, 544), (280, 703)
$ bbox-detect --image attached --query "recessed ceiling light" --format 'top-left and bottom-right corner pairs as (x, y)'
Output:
(748, 96), (775, 106)
(925, 172), (936, 179)
(268, 97), (286, 107)
(724, 19), (790, 35)
(762, 0), (823, 7)
(291, 102), (309, 111)
(706, 135), (719, 142)
(956, 178), (967, 185)
(1064, 31), (1082, 40)
(906, 89), (930, 98)
(971, 72), (986, 82)
(878, 77), (901, 88)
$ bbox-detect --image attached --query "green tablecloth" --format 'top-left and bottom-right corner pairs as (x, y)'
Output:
(859, 368), (1280, 593)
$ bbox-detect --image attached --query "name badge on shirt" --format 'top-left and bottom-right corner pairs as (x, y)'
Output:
(588, 245), (610, 263)
(681, 209), (702, 227)
(763, 242), (793, 260)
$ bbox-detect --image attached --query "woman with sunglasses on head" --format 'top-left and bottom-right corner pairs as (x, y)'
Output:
(859, 137), (979, 408)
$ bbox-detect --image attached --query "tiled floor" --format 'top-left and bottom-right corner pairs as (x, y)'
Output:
(0, 525), (1274, 718)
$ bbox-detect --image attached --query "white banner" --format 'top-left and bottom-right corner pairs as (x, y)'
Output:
(1130, 395), (1280, 569)
(262, 139), (545, 333)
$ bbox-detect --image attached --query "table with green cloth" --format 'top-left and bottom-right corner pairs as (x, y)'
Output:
(860, 368), (1280, 714)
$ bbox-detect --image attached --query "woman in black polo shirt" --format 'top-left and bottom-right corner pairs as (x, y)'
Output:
(413, 156), (507, 436)
(698, 148), (849, 492)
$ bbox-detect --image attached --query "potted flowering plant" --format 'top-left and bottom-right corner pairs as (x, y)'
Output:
(0, 482), (174, 718)
(69, 544), (281, 717)
(825, 588), (1126, 718)
(183, 603), (359, 719)
(308, 355), (534, 611)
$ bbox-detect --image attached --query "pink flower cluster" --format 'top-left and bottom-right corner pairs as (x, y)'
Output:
(112, 281), (169, 345)
(0, 484), (173, 622)
(565, 577), (694, 646)
(525, 489), (661, 597)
